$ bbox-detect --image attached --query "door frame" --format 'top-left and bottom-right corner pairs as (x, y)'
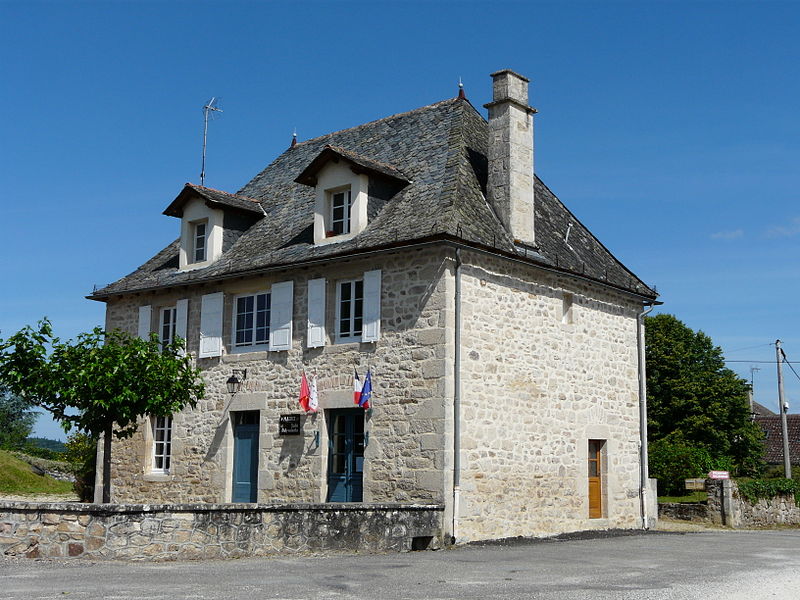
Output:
(325, 408), (365, 503)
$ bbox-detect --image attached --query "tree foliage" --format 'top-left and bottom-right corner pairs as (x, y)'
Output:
(646, 313), (765, 478)
(0, 384), (38, 450)
(0, 318), (205, 501)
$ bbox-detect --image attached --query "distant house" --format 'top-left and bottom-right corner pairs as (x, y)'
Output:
(89, 70), (658, 542)
(755, 410), (800, 466)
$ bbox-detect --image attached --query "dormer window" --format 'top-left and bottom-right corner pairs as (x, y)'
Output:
(192, 220), (208, 263)
(329, 189), (352, 236)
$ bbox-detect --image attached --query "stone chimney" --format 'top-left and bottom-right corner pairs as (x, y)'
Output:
(484, 69), (537, 246)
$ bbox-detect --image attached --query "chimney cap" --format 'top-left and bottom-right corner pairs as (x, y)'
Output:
(490, 69), (530, 83)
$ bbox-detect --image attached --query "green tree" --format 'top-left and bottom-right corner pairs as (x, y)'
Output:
(0, 319), (205, 502)
(645, 313), (764, 480)
(0, 384), (38, 450)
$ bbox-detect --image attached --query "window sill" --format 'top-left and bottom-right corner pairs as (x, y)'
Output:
(224, 350), (268, 363)
(143, 472), (172, 482)
(316, 231), (357, 246)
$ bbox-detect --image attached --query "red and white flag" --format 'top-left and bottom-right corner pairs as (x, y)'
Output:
(299, 371), (310, 412)
(308, 375), (319, 413)
(353, 368), (363, 405)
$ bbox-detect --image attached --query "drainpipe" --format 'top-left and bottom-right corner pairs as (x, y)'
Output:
(637, 303), (655, 529)
(452, 248), (462, 543)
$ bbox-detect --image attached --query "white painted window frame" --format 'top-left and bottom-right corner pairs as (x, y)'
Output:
(192, 220), (208, 263)
(151, 415), (173, 474)
(159, 306), (177, 348)
(328, 188), (352, 236)
(231, 290), (271, 353)
(335, 278), (364, 343)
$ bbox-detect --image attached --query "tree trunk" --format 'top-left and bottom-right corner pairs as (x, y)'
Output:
(102, 425), (112, 503)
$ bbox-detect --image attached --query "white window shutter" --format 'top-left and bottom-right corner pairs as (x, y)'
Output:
(137, 305), (152, 340)
(199, 292), (224, 358)
(269, 281), (294, 351)
(175, 299), (189, 355)
(306, 278), (326, 348)
(362, 269), (381, 342)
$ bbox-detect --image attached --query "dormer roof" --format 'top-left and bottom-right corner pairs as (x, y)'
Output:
(163, 183), (265, 218)
(294, 145), (410, 187)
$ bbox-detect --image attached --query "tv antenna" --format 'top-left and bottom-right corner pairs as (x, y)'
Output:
(200, 97), (223, 186)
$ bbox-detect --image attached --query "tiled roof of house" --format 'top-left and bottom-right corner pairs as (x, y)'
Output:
(91, 97), (657, 300)
(755, 414), (800, 465)
(752, 401), (777, 417)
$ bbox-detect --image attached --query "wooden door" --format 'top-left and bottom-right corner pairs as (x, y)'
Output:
(588, 440), (603, 518)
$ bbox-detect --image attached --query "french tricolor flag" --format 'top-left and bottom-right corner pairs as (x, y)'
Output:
(353, 368), (363, 405)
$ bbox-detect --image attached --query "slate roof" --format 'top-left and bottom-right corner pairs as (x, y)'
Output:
(163, 184), (264, 217)
(752, 401), (777, 417)
(295, 145), (410, 186)
(755, 414), (800, 465)
(91, 97), (657, 300)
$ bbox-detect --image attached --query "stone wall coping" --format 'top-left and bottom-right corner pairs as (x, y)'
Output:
(0, 501), (444, 514)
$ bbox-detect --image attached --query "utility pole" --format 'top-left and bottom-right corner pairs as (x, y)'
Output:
(776, 340), (791, 478)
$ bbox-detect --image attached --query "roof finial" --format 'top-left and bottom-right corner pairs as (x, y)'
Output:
(458, 77), (466, 100)
(291, 128), (297, 148)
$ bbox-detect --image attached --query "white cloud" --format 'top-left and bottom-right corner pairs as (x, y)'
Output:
(766, 217), (800, 238)
(710, 229), (743, 240)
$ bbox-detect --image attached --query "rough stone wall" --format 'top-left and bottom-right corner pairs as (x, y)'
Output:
(103, 247), (452, 506)
(707, 479), (800, 527)
(456, 250), (643, 541)
(0, 502), (443, 561)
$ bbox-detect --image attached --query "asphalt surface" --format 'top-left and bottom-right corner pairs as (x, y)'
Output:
(2, 529), (799, 599)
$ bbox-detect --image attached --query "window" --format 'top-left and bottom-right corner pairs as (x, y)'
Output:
(152, 416), (173, 473)
(328, 189), (352, 236)
(192, 221), (208, 263)
(234, 292), (271, 349)
(337, 279), (363, 341)
(160, 307), (177, 348)
(561, 292), (574, 325)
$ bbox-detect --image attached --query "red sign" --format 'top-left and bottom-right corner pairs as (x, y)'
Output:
(708, 470), (730, 480)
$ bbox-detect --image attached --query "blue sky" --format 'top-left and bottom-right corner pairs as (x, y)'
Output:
(2, 1), (798, 440)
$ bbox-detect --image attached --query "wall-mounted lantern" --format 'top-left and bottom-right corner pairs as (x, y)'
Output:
(226, 369), (247, 395)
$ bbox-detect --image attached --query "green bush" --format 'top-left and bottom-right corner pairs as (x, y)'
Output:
(649, 439), (732, 496)
(63, 432), (97, 502)
(737, 478), (800, 505)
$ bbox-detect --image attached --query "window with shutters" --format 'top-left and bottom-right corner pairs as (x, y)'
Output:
(326, 188), (352, 237)
(232, 292), (271, 350)
(159, 307), (177, 348)
(336, 279), (364, 342)
(151, 416), (173, 473)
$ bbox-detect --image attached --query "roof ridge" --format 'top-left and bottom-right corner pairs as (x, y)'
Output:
(187, 183), (263, 204)
(292, 98), (460, 148)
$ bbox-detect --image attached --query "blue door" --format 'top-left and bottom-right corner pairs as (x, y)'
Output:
(326, 409), (364, 502)
(232, 412), (259, 503)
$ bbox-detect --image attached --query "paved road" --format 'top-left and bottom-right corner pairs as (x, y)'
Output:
(2, 530), (799, 599)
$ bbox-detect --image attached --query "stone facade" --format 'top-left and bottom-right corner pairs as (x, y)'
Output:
(456, 250), (643, 540)
(105, 247), (453, 508)
(0, 502), (443, 560)
(103, 243), (647, 543)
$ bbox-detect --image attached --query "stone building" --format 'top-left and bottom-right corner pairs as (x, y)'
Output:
(89, 70), (659, 542)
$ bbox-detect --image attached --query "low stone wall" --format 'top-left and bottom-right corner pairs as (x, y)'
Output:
(707, 480), (800, 528)
(659, 480), (800, 528)
(658, 501), (709, 522)
(0, 502), (444, 561)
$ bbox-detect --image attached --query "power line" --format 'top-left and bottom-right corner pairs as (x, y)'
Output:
(725, 343), (774, 354)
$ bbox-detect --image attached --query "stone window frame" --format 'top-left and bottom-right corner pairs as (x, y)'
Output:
(230, 290), (272, 353)
(335, 278), (364, 343)
(561, 292), (574, 325)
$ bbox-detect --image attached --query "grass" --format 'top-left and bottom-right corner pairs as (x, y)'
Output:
(658, 491), (707, 503)
(0, 449), (74, 495)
